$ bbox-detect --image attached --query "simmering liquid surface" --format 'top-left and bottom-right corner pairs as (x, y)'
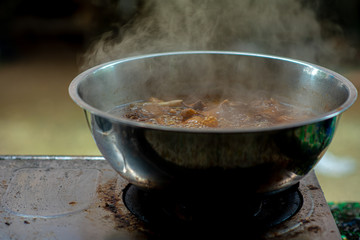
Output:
(110, 97), (316, 129)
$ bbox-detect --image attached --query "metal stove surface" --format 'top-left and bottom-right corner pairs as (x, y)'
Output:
(0, 156), (341, 240)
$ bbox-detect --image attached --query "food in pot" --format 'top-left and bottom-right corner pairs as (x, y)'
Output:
(111, 97), (316, 129)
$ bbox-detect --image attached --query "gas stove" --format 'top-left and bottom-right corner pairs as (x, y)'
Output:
(0, 156), (340, 239)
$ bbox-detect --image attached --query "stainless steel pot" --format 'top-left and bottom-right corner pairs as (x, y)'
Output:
(69, 51), (357, 195)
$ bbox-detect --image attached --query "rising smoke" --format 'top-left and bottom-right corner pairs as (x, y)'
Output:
(82, 0), (355, 70)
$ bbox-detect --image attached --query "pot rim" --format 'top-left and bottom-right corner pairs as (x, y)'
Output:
(69, 51), (358, 133)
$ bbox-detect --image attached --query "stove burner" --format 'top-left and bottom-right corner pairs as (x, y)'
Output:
(255, 184), (303, 227)
(123, 183), (303, 236)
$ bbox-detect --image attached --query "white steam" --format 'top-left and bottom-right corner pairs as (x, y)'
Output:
(82, 0), (354, 69)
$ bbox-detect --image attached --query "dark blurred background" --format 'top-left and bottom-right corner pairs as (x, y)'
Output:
(0, 0), (359, 62)
(0, 0), (359, 202)
(0, 0), (140, 61)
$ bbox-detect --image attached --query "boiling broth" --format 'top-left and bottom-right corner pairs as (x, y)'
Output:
(110, 97), (316, 129)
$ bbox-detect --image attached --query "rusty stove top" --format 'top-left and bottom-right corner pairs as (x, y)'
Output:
(0, 156), (341, 239)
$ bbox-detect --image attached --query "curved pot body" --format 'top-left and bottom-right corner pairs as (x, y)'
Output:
(69, 51), (357, 194)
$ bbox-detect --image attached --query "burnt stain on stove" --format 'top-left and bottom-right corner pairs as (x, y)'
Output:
(307, 225), (321, 233)
(1, 180), (8, 189)
(307, 184), (319, 190)
(96, 178), (144, 231)
(300, 219), (311, 224)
